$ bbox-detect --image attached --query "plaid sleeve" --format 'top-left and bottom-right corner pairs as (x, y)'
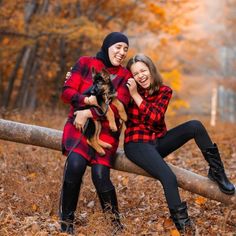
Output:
(139, 87), (172, 131)
(61, 58), (87, 109)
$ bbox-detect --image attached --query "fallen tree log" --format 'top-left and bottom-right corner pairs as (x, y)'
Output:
(0, 118), (235, 208)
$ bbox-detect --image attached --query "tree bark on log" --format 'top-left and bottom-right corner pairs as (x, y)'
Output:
(0, 118), (235, 208)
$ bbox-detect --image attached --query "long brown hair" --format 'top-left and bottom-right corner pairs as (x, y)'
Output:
(126, 54), (163, 95)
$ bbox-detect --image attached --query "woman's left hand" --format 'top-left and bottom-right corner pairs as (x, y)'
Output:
(73, 109), (92, 132)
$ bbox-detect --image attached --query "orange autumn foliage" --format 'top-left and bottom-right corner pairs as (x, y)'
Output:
(0, 0), (195, 111)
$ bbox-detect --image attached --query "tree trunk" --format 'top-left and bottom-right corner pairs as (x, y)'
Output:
(26, 59), (39, 111)
(24, 0), (38, 27)
(14, 47), (32, 108)
(2, 47), (26, 109)
(51, 37), (66, 108)
(0, 69), (3, 106)
(39, 0), (49, 14)
(15, 43), (39, 109)
(0, 118), (235, 208)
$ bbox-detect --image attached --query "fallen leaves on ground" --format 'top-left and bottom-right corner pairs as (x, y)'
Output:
(0, 112), (235, 235)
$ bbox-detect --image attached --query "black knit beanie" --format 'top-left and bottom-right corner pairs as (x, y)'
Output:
(96, 32), (129, 67)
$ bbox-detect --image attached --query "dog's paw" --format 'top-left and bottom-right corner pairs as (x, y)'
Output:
(87, 139), (106, 156)
(109, 123), (118, 132)
(110, 126), (118, 132)
(98, 150), (106, 156)
(98, 140), (112, 149)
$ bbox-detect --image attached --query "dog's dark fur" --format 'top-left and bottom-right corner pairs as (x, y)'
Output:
(77, 67), (127, 156)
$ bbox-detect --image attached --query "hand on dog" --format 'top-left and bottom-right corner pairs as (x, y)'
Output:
(88, 95), (99, 107)
(73, 110), (92, 132)
(86, 95), (99, 107)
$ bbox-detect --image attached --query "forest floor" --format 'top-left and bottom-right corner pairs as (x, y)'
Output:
(0, 110), (236, 236)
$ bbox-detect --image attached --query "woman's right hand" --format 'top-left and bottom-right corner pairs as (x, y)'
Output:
(126, 78), (138, 96)
(127, 78), (143, 107)
(73, 109), (92, 132)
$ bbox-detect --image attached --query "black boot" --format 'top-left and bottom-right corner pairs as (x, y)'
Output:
(170, 202), (192, 231)
(97, 188), (124, 233)
(59, 181), (81, 235)
(203, 143), (235, 195)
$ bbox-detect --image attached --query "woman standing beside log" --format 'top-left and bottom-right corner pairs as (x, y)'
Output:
(124, 54), (235, 232)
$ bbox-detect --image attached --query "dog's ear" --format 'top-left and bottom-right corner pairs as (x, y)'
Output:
(101, 68), (110, 82)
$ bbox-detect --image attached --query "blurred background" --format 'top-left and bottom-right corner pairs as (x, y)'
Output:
(0, 0), (235, 124)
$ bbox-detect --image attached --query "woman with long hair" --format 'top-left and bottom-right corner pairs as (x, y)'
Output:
(124, 53), (235, 232)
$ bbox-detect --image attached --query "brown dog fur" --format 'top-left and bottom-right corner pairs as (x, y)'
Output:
(86, 68), (127, 156)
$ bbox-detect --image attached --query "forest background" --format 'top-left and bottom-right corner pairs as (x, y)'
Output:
(0, 0), (236, 235)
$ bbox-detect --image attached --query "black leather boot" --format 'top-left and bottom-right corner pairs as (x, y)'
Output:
(170, 202), (192, 231)
(97, 188), (123, 233)
(203, 143), (235, 195)
(59, 181), (81, 235)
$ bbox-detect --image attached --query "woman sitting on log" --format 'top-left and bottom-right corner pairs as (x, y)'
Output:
(124, 53), (235, 232)
(60, 32), (131, 234)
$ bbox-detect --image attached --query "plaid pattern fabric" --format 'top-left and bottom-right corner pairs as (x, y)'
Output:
(61, 56), (131, 167)
(124, 85), (172, 143)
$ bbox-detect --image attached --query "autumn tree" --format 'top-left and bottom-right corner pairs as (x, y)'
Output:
(219, 0), (236, 78)
(132, 0), (196, 112)
(0, 0), (194, 111)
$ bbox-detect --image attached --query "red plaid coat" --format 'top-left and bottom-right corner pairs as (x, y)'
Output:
(61, 56), (131, 167)
(124, 85), (172, 143)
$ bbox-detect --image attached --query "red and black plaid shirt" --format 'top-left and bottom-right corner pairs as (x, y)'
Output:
(61, 56), (131, 167)
(124, 85), (172, 143)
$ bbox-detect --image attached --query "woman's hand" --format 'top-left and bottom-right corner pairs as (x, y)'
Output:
(73, 109), (92, 132)
(85, 95), (99, 107)
(126, 78), (143, 107)
(126, 78), (138, 96)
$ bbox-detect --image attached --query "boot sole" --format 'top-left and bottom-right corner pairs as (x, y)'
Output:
(208, 175), (235, 195)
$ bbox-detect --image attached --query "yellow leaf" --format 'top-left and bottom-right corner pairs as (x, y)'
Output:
(163, 218), (173, 228)
(52, 215), (58, 220)
(122, 176), (129, 186)
(32, 204), (38, 211)
(2, 38), (10, 45)
(47, 71), (54, 79)
(195, 196), (207, 205)
(28, 172), (37, 179)
(170, 229), (181, 236)
(160, 38), (168, 46)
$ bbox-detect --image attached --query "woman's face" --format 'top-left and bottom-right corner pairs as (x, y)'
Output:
(108, 42), (128, 66)
(130, 61), (152, 89)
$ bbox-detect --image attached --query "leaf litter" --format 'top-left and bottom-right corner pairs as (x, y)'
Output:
(0, 111), (235, 235)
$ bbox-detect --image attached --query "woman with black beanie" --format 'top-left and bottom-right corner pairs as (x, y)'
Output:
(60, 32), (131, 234)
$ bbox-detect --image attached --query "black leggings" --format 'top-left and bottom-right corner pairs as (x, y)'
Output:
(64, 152), (114, 193)
(124, 120), (213, 209)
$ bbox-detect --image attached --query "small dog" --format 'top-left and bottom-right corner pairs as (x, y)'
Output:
(77, 67), (127, 156)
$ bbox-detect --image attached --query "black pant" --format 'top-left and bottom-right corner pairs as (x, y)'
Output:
(124, 120), (213, 209)
(64, 152), (114, 193)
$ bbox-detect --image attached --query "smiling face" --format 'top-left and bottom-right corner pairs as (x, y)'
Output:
(130, 61), (152, 89)
(108, 42), (128, 66)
